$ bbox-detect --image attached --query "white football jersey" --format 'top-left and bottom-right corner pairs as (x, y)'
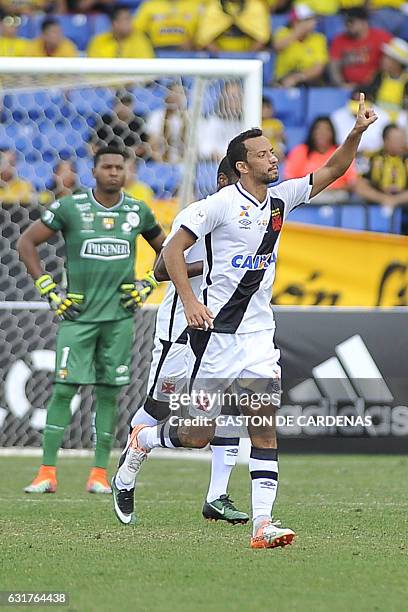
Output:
(155, 205), (205, 343)
(180, 175), (313, 334)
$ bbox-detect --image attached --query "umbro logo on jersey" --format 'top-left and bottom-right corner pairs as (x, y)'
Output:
(239, 219), (252, 228)
(231, 253), (276, 270)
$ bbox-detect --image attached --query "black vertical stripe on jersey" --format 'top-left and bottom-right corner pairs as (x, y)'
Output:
(203, 232), (213, 306)
(213, 197), (285, 333)
(175, 326), (188, 345)
(148, 339), (173, 397)
(167, 292), (178, 340)
(187, 329), (212, 393)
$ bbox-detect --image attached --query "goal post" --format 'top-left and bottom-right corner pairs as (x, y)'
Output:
(0, 56), (262, 448)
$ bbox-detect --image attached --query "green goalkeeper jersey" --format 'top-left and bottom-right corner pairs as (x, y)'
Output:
(41, 188), (161, 323)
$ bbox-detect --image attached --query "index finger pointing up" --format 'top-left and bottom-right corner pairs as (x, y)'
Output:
(359, 92), (365, 109)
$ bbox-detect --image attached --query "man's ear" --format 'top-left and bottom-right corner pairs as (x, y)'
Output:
(92, 167), (96, 178)
(236, 160), (247, 175)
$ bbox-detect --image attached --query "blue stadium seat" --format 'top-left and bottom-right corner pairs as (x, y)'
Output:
(24, 14), (92, 50)
(195, 161), (218, 199)
(289, 204), (338, 227)
(369, 205), (393, 233)
(155, 50), (209, 59)
(67, 87), (114, 116)
(321, 14), (345, 43)
(263, 87), (305, 127)
(131, 86), (167, 115)
(285, 126), (307, 152)
(58, 15), (93, 52)
(212, 51), (276, 86)
(270, 13), (289, 34)
(391, 208), (403, 234)
(77, 158), (95, 188)
(92, 14), (111, 36)
(137, 162), (181, 198)
(340, 204), (368, 231)
(306, 87), (351, 126)
(17, 160), (54, 191)
(369, 8), (408, 37)
(17, 15), (34, 38)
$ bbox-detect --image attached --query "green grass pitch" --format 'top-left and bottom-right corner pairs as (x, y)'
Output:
(1, 454), (407, 612)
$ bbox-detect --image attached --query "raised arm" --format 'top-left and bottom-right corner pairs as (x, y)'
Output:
(163, 228), (213, 329)
(311, 93), (377, 199)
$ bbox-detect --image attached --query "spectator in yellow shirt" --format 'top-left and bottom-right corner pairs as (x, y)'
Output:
(195, 0), (270, 53)
(261, 97), (285, 161)
(0, 149), (33, 204)
(124, 157), (154, 208)
(28, 17), (79, 57)
(133, 0), (200, 50)
(274, 4), (328, 87)
(0, 14), (28, 57)
(369, 38), (408, 118)
(87, 6), (154, 58)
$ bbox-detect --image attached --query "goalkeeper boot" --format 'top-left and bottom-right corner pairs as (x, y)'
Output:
(24, 465), (57, 494)
(250, 517), (295, 550)
(202, 494), (249, 525)
(86, 467), (112, 494)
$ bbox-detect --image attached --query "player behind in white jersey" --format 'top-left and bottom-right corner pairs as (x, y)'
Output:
(112, 158), (248, 525)
(116, 95), (377, 549)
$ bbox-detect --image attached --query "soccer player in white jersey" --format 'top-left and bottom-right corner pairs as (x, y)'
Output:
(112, 159), (249, 525)
(116, 94), (377, 549)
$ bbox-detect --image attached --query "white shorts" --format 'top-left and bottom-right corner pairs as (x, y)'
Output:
(187, 328), (281, 417)
(147, 336), (189, 402)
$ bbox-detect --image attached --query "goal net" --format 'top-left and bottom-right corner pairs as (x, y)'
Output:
(0, 57), (262, 448)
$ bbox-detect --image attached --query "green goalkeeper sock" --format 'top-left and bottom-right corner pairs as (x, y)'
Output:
(43, 383), (77, 466)
(93, 385), (120, 469)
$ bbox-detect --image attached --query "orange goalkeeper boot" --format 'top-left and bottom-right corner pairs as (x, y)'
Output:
(86, 467), (112, 494)
(24, 465), (57, 494)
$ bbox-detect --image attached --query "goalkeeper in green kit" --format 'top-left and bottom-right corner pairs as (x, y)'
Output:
(17, 147), (165, 494)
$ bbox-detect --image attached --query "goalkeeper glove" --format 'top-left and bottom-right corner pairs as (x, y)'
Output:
(35, 274), (81, 321)
(120, 271), (159, 312)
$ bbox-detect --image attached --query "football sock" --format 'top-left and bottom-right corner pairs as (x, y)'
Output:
(138, 421), (182, 450)
(130, 407), (159, 428)
(42, 383), (77, 466)
(249, 447), (278, 534)
(206, 437), (239, 502)
(93, 385), (120, 469)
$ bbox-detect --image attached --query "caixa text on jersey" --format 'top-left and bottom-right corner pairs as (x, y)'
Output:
(231, 253), (276, 270)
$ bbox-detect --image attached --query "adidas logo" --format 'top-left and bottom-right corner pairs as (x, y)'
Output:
(288, 334), (393, 404)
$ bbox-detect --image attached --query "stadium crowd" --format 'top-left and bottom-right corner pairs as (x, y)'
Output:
(0, 0), (407, 235)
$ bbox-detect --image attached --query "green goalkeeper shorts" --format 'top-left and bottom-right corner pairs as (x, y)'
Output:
(54, 318), (134, 386)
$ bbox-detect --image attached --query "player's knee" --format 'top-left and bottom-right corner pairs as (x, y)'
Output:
(144, 396), (171, 422)
(52, 383), (78, 402)
(178, 424), (214, 448)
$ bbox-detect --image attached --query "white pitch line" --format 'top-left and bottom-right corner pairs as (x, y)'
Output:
(0, 448), (212, 462)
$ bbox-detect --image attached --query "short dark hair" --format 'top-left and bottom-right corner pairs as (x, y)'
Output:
(110, 6), (130, 22)
(41, 17), (59, 32)
(94, 146), (128, 166)
(344, 7), (368, 21)
(217, 156), (235, 182)
(226, 128), (263, 177)
(382, 123), (399, 140)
